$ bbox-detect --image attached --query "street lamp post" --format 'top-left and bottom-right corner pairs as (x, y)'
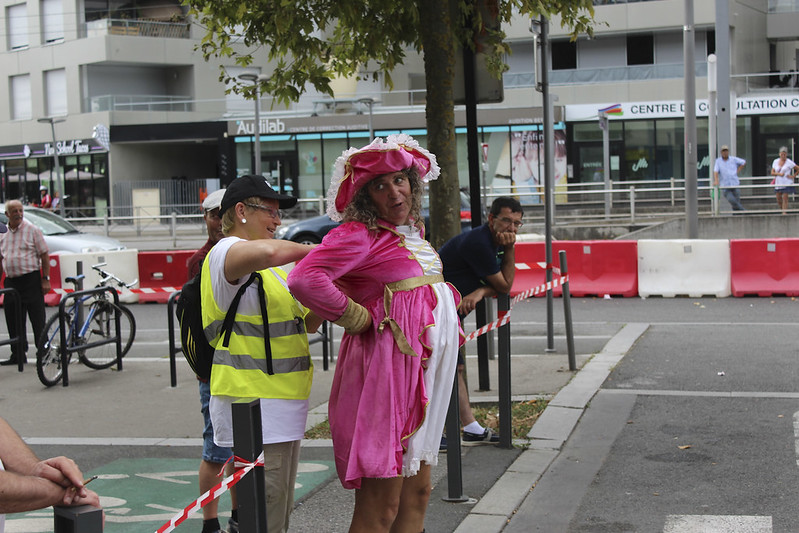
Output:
(37, 117), (66, 217)
(238, 72), (269, 177)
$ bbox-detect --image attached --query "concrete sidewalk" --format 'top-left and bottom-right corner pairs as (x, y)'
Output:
(0, 301), (618, 532)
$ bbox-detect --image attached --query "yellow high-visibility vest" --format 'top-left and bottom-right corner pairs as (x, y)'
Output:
(201, 261), (313, 400)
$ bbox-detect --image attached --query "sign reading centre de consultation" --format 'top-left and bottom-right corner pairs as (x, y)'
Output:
(566, 95), (799, 121)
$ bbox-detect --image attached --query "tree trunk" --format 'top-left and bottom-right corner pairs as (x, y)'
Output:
(420, 0), (462, 250)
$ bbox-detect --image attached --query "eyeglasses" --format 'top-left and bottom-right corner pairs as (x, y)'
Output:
(498, 216), (523, 228)
(244, 203), (283, 219)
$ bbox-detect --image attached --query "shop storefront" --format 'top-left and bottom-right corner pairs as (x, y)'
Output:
(227, 106), (568, 206)
(0, 138), (108, 213)
(566, 95), (799, 184)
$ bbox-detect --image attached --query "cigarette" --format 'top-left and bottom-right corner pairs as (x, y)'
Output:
(82, 475), (98, 486)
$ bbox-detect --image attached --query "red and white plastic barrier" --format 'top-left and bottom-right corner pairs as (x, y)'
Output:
(730, 238), (799, 297)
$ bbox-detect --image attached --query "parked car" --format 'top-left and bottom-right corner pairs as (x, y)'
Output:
(0, 203), (126, 253)
(277, 190), (479, 245)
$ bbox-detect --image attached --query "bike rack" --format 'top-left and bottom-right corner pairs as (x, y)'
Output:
(57, 286), (123, 387)
(0, 288), (25, 372)
(167, 290), (333, 386)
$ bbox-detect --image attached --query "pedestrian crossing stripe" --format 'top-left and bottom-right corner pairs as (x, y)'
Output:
(664, 515), (772, 532)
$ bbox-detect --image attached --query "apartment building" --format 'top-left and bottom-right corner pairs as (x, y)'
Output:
(1, 0), (797, 213)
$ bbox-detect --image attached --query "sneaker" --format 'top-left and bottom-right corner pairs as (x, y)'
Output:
(439, 435), (447, 452)
(461, 427), (500, 446)
(227, 517), (238, 533)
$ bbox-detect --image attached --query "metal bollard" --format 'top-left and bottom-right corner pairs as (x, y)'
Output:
(475, 299), (491, 391)
(497, 293), (513, 449)
(233, 399), (268, 532)
(54, 504), (103, 533)
(559, 250), (577, 371)
(443, 369), (468, 502)
(0, 288), (24, 372)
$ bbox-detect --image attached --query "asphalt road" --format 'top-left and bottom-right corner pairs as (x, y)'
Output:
(3, 296), (798, 532)
(506, 296), (799, 533)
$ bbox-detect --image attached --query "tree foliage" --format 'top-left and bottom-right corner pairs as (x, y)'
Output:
(187, 0), (596, 245)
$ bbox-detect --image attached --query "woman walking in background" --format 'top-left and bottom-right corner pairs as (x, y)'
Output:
(770, 146), (797, 214)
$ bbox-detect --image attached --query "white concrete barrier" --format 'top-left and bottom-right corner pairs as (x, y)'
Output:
(52, 249), (140, 303)
(638, 239), (731, 298)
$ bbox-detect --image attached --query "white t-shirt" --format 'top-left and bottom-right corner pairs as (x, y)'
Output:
(207, 236), (309, 447)
(772, 157), (797, 187)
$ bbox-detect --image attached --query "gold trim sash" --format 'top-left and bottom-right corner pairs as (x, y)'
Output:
(379, 274), (445, 357)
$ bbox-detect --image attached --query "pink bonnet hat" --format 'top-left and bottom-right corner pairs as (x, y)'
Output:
(326, 134), (440, 221)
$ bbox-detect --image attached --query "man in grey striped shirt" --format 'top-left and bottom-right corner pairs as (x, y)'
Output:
(0, 200), (51, 367)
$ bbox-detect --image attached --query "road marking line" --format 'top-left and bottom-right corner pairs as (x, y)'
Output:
(664, 514), (771, 532)
(604, 389), (799, 399)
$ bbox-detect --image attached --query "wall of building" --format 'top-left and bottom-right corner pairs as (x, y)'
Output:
(110, 143), (217, 182)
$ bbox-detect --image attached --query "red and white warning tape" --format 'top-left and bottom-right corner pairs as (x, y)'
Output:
(155, 452), (264, 533)
(51, 287), (180, 295)
(463, 273), (569, 342)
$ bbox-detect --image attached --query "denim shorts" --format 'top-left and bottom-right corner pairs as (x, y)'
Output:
(199, 380), (233, 464)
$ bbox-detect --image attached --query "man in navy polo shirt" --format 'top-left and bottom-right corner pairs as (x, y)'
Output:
(438, 196), (523, 445)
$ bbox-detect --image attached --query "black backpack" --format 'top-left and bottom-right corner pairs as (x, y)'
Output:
(176, 269), (265, 381)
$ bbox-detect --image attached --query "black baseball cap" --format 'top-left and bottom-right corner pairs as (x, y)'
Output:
(220, 175), (298, 215)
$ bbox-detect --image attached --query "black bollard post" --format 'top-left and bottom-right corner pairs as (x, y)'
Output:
(54, 504), (103, 533)
(475, 300), (491, 391)
(497, 293), (513, 449)
(559, 250), (577, 371)
(322, 321), (330, 371)
(443, 369), (468, 502)
(233, 399), (268, 532)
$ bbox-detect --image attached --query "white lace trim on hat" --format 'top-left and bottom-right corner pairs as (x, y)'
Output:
(325, 133), (440, 222)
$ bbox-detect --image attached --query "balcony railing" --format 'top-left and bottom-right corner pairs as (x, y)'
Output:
(769, 0), (799, 12)
(83, 18), (190, 39)
(505, 62), (708, 88)
(88, 95), (194, 112)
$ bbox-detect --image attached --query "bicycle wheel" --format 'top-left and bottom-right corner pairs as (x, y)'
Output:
(37, 312), (72, 387)
(79, 301), (136, 369)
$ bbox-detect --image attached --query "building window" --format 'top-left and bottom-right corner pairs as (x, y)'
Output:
(627, 34), (654, 66)
(7, 3), (28, 50)
(10, 74), (32, 120)
(41, 0), (64, 43)
(706, 30), (715, 56)
(551, 40), (577, 70)
(44, 69), (67, 116)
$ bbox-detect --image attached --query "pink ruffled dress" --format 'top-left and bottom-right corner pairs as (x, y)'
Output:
(287, 220), (462, 489)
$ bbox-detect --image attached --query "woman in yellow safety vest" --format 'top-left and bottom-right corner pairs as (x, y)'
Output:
(201, 174), (322, 533)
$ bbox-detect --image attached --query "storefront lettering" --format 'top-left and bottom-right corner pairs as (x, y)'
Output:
(632, 158), (648, 172)
(236, 118), (286, 135)
(736, 98), (788, 111)
(697, 155), (710, 170)
(43, 140), (89, 156)
(630, 103), (680, 115)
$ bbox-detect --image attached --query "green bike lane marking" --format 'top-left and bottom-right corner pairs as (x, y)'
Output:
(5, 458), (335, 533)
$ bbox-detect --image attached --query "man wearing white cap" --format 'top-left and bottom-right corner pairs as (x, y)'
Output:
(713, 145), (746, 211)
(186, 188), (238, 533)
(188, 189), (226, 278)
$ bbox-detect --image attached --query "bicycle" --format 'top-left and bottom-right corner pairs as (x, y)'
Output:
(36, 263), (138, 387)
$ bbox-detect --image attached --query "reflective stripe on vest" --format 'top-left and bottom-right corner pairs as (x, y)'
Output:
(201, 261), (313, 400)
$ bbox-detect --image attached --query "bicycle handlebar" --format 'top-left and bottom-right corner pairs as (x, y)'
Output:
(91, 263), (138, 289)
